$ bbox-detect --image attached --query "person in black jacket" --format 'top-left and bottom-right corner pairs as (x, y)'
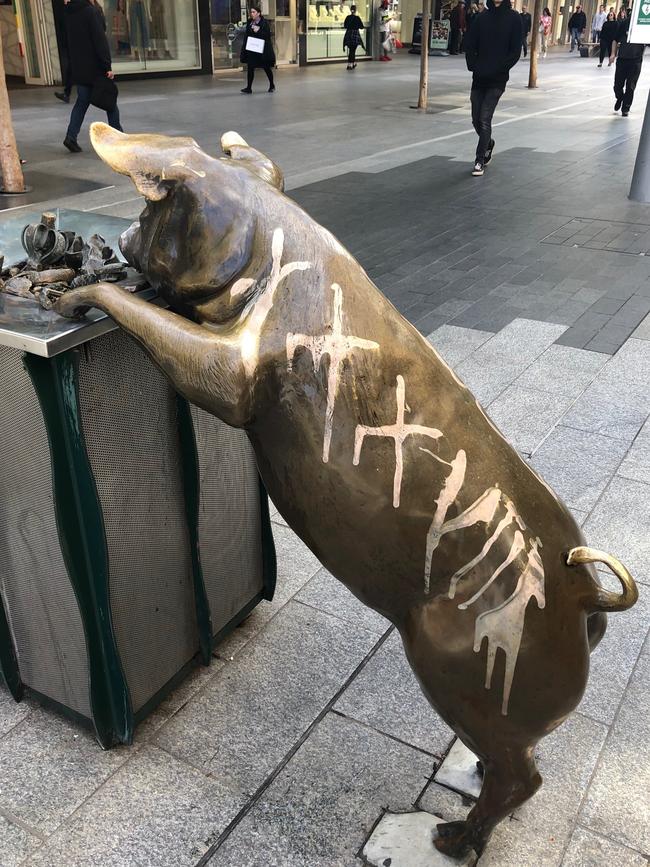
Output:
(520, 3), (532, 56)
(240, 5), (276, 93)
(63, 0), (121, 153)
(343, 5), (365, 69)
(598, 10), (617, 66)
(568, 5), (587, 51)
(464, 0), (522, 176)
(610, 13), (644, 116)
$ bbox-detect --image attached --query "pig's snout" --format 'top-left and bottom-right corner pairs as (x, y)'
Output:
(119, 222), (142, 272)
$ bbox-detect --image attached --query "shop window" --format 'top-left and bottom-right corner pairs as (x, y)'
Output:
(306, 0), (370, 60)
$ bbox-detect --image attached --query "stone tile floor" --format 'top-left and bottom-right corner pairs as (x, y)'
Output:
(0, 318), (648, 867)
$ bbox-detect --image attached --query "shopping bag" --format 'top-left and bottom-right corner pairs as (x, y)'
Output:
(246, 36), (265, 53)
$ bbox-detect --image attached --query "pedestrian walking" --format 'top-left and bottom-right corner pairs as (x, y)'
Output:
(610, 10), (644, 116)
(520, 3), (532, 56)
(240, 5), (276, 93)
(343, 4), (364, 68)
(378, 0), (393, 61)
(539, 7), (552, 56)
(568, 5), (586, 51)
(598, 10), (617, 65)
(591, 4), (607, 41)
(56, 0), (106, 105)
(449, 0), (466, 54)
(62, 0), (121, 153)
(464, 0), (522, 177)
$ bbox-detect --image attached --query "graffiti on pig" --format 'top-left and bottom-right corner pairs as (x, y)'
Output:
(287, 283), (380, 463)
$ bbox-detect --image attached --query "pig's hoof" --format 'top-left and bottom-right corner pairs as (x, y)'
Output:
(434, 821), (475, 859)
(53, 291), (91, 320)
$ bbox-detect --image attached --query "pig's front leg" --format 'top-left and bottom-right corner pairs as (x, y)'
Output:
(55, 283), (251, 427)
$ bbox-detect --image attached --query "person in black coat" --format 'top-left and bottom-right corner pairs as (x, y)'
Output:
(568, 5), (587, 51)
(598, 10), (617, 66)
(464, 0), (521, 176)
(610, 13), (644, 116)
(63, 0), (121, 153)
(520, 3), (532, 56)
(240, 5), (276, 93)
(343, 5), (364, 69)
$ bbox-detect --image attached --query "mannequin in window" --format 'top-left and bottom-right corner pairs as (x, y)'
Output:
(112, 0), (131, 55)
(128, 0), (152, 59)
(150, 0), (172, 59)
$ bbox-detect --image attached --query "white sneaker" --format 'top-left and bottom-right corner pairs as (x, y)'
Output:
(472, 161), (484, 176)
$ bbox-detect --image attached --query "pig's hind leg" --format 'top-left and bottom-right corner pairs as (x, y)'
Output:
(433, 745), (541, 858)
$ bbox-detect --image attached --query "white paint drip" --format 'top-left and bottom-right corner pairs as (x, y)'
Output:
(286, 283), (379, 462)
(239, 227), (312, 376)
(472, 538), (545, 714)
(353, 375), (444, 508)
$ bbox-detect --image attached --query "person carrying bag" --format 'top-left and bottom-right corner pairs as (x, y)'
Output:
(240, 5), (276, 93)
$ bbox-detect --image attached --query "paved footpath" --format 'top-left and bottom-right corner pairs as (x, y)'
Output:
(1, 49), (649, 866)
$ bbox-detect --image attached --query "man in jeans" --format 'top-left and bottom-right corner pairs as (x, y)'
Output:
(520, 3), (532, 56)
(610, 12), (644, 117)
(568, 5), (586, 51)
(63, 0), (122, 153)
(464, 0), (522, 177)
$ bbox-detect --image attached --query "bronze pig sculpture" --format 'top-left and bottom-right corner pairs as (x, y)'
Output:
(57, 123), (638, 860)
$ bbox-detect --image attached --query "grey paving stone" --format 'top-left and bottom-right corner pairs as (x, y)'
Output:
(513, 345), (608, 398)
(295, 568), (389, 637)
(0, 689), (31, 739)
(530, 427), (629, 512)
(427, 325), (493, 369)
(561, 380), (649, 443)
(206, 712), (433, 867)
(0, 813), (42, 867)
(582, 476), (650, 586)
(579, 634), (650, 854)
(434, 739), (482, 798)
(0, 706), (128, 836)
(155, 601), (378, 798)
(363, 811), (477, 867)
(334, 631), (453, 758)
(562, 827), (648, 867)
(617, 416), (650, 485)
(578, 584), (650, 725)
(418, 782), (475, 824)
(25, 745), (244, 867)
(486, 385), (574, 455)
(480, 712), (608, 867)
(632, 312), (650, 340)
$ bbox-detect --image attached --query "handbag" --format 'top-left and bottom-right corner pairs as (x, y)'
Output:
(246, 36), (265, 53)
(90, 75), (118, 112)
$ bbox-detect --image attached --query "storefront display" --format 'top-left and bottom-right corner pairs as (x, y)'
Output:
(302, 0), (370, 61)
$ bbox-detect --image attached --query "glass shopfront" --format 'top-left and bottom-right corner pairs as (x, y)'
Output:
(95, 0), (202, 72)
(301, 0), (370, 62)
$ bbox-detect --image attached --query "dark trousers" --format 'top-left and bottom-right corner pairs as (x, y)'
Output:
(522, 35), (528, 57)
(347, 44), (357, 64)
(449, 27), (461, 54)
(471, 85), (504, 162)
(247, 64), (274, 89)
(614, 58), (642, 111)
(66, 84), (122, 143)
(599, 38), (612, 63)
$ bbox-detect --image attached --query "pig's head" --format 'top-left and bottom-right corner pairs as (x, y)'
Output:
(90, 122), (284, 322)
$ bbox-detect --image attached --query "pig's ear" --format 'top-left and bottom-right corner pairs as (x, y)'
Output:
(90, 122), (205, 201)
(220, 132), (284, 192)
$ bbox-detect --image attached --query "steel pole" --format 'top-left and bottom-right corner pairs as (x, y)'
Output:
(629, 88), (650, 202)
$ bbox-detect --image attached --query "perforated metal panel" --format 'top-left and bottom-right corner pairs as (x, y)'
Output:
(76, 332), (198, 713)
(190, 407), (265, 637)
(0, 347), (91, 716)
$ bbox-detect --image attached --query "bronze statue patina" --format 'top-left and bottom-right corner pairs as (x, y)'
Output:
(56, 123), (638, 859)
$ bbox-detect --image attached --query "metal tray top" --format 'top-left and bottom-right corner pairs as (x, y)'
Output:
(0, 208), (155, 358)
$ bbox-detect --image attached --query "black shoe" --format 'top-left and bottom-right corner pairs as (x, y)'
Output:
(55, 91), (70, 104)
(63, 137), (82, 153)
(472, 161), (484, 176)
(614, 97), (623, 111)
(268, 85), (275, 92)
(483, 139), (495, 165)
(622, 110), (629, 117)
(240, 87), (252, 93)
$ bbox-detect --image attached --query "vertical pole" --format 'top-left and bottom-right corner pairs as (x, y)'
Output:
(0, 24), (25, 194)
(529, 0), (542, 86)
(630, 89), (650, 202)
(418, 3), (432, 108)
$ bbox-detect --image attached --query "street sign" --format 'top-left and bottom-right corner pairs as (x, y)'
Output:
(629, 0), (650, 44)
